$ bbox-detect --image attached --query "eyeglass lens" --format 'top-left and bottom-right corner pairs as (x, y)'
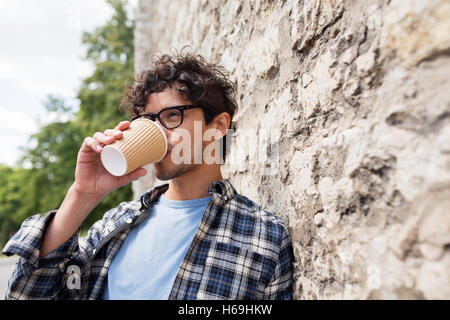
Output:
(159, 108), (182, 128)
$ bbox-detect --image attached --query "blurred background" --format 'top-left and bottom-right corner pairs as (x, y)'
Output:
(0, 0), (138, 246)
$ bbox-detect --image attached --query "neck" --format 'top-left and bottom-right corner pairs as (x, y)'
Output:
(164, 164), (223, 200)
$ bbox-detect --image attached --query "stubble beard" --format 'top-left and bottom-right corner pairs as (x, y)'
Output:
(154, 140), (206, 181)
(153, 153), (196, 181)
(154, 163), (193, 181)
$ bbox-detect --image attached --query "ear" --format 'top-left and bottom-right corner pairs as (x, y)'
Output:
(211, 112), (231, 139)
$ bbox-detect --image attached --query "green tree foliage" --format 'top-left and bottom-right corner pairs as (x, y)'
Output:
(77, 0), (135, 134)
(0, 165), (32, 245)
(0, 0), (136, 248)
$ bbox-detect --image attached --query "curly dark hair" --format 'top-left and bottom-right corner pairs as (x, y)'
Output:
(120, 47), (238, 163)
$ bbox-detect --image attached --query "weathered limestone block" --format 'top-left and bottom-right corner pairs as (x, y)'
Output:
(133, 0), (450, 299)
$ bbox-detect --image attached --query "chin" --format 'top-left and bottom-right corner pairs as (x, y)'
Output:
(154, 167), (168, 181)
(153, 161), (165, 173)
(153, 161), (173, 181)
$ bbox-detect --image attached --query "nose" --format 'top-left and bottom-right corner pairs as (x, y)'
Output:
(151, 117), (164, 130)
(153, 117), (163, 127)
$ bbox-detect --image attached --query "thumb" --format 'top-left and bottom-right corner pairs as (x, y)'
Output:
(116, 167), (147, 187)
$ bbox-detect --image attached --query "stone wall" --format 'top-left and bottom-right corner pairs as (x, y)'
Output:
(132, 0), (450, 299)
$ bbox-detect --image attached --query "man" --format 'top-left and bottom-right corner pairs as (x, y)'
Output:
(2, 50), (294, 300)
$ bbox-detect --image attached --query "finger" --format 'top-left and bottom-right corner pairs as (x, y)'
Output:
(117, 167), (147, 187)
(114, 121), (130, 131)
(93, 131), (115, 145)
(83, 137), (103, 153)
(104, 129), (114, 136)
(103, 128), (122, 139)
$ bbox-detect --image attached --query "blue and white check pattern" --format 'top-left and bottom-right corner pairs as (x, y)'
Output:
(2, 179), (294, 300)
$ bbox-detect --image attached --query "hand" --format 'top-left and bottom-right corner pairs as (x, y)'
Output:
(73, 120), (147, 199)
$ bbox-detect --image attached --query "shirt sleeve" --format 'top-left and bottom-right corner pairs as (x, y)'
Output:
(1, 211), (80, 299)
(262, 223), (294, 300)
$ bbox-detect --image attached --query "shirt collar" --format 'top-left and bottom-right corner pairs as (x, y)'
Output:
(207, 178), (237, 203)
(139, 178), (237, 210)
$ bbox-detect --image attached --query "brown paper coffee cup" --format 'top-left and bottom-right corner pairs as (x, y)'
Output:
(100, 118), (168, 176)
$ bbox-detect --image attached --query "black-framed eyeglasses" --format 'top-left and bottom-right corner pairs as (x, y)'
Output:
(131, 105), (201, 130)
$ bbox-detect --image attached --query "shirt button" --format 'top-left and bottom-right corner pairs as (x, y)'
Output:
(126, 218), (133, 224)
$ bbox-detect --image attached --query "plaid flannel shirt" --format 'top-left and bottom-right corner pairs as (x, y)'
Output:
(1, 179), (294, 300)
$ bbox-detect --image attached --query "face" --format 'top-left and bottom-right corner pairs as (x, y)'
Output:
(144, 82), (218, 181)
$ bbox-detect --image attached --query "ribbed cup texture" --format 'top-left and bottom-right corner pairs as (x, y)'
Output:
(111, 118), (167, 174)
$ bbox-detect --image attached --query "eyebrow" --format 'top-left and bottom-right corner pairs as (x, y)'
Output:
(143, 104), (183, 114)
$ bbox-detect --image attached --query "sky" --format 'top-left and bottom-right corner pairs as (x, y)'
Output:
(0, 0), (137, 167)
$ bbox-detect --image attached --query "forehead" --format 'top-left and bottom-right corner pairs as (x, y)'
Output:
(145, 83), (192, 113)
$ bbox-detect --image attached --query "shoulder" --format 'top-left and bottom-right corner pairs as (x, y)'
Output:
(90, 183), (168, 236)
(224, 193), (291, 254)
(85, 198), (142, 245)
(102, 199), (142, 223)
